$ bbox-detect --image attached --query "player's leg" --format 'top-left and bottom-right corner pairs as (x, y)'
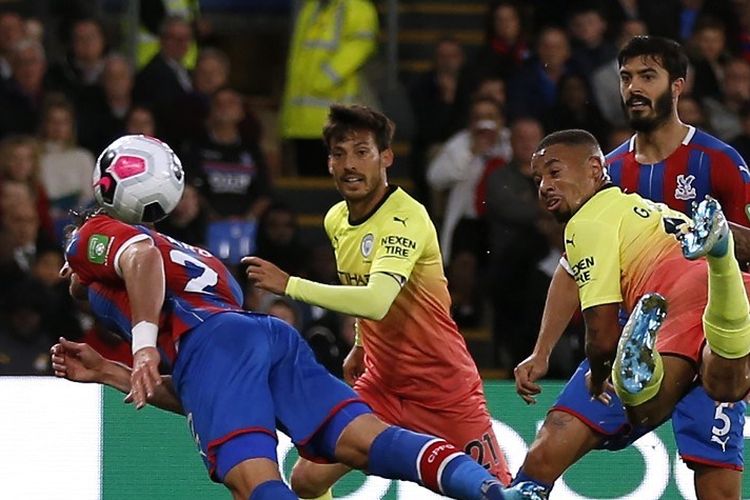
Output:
(170, 313), (297, 499)
(396, 391), (512, 485)
(671, 383), (745, 500)
(610, 294), (696, 426)
(333, 412), (522, 500)
(513, 411), (600, 489)
(509, 360), (642, 497)
(289, 460), (350, 499)
(681, 196), (750, 401)
(223, 457), (292, 500)
(286, 360), (404, 498)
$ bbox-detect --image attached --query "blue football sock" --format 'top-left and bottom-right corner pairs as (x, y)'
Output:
(367, 426), (495, 500)
(248, 480), (296, 500)
(511, 469), (553, 492)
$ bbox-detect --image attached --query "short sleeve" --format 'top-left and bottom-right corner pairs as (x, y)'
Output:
(66, 216), (152, 286)
(368, 210), (430, 280)
(564, 218), (623, 310)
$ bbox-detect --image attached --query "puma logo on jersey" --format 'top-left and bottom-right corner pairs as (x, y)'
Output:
(393, 216), (408, 227)
(711, 434), (730, 453)
(674, 174), (696, 201)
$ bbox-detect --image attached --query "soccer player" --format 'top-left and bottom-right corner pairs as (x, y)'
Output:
(56, 158), (518, 500)
(509, 36), (750, 499)
(243, 104), (513, 498)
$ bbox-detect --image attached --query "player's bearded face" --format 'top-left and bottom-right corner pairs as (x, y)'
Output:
(623, 84), (672, 132)
(328, 131), (391, 202)
(620, 57), (674, 133)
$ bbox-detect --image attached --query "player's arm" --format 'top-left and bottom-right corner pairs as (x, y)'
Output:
(244, 255), (402, 320)
(582, 303), (621, 394)
(515, 260), (579, 404)
(51, 337), (184, 414)
(118, 240), (166, 408)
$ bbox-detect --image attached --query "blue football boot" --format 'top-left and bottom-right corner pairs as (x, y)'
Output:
(614, 293), (668, 395)
(680, 196), (730, 259)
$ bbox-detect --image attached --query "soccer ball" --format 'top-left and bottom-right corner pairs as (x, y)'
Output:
(93, 135), (185, 224)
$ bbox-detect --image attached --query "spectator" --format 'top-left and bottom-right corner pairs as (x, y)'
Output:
(1, 196), (54, 275)
(133, 16), (194, 136)
(186, 87), (271, 220)
(254, 202), (310, 278)
(485, 117), (549, 368)
(689, 16), (731, 100)
(46, 17), (108, 101)
(0, 276), (54, 375)
(124, 105), (157, 136)
(730, 102), (750, 161)
(543, 73), (611, 144)
(474, 75), (507, 108)
(469, 1), (529, 83)
(427, 96), (511, 263)
(678, 95), (709, 129)
(703, 57), (750, 141)
(592, 19), (648, 128)
(155, 183), (207, 247)
(427, 96), (511, 327)
(78, 53), (135, 154)
(506, 26), (578, 121)
(37, 96), (95, 218)
(567, 4), (618, 78)
(30, 246), (82, 341)
(0, 10), (24, 82)
(279, 0), (378, 176)
(0, 135), (53, 238)
(410, 37), (471, 207)
(0, 38), (48, 137)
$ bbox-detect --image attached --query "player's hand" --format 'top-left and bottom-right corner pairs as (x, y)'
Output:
(129, 347), (161, 410)
(343, 345), (365, 385)
(585, 370), (615, 405)
(50, 337), (106, 383)
(242, 256), (290, 295)
(514, 353), (549, 404)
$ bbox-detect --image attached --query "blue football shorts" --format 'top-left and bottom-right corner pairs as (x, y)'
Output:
(552, 359), (744, 470)
(172, 311), (370, 481)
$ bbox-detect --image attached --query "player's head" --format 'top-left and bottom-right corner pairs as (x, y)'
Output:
(323, 104), (395, 204)
(617, 36), (688, 132)
(531, 129), (607, 222)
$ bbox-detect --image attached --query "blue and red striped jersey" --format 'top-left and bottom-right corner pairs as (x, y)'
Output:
(606, 126), (750, 225)
(65, 214), (244, 362)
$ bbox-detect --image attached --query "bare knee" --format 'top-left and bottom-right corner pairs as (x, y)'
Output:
(693, 464), (741, 500)
(702, 374), (749, 402)
(701, 355), (750, 402)
(290, 460), (330, 499)
(335, 414), (388, 469)
(521, 411), (600, 483)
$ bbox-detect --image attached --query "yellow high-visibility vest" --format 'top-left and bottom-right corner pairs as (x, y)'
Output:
(280, 0), (378, 139)
(136, 0), (199, 69)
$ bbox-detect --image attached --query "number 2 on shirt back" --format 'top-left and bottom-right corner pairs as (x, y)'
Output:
(169, 249), (218, 293)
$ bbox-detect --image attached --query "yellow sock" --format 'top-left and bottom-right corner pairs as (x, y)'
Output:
(309, 490), (333, 500)
(704, 231), (750, 358)
(612, 349), (664, 406)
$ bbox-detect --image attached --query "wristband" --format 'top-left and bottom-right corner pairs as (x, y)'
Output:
(354, 323), (363, 347)
(132, 321), (158, 353)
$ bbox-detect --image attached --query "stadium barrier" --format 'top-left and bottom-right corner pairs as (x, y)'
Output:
(3, 377), (749, 499)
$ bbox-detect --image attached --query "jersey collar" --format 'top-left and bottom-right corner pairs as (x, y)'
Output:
(348, 185), (398, 226)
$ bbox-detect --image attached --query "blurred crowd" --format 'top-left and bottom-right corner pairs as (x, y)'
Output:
(2, 0), (750, 378)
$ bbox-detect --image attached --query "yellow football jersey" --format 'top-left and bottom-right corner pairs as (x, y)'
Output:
(324, 186), (482, 403)
(564, 185), (689, 312)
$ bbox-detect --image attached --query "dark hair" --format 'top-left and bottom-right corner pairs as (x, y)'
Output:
(536, 128), (600, 152)
(617, 36), (688, 82)
(322, 104), (395, 151)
